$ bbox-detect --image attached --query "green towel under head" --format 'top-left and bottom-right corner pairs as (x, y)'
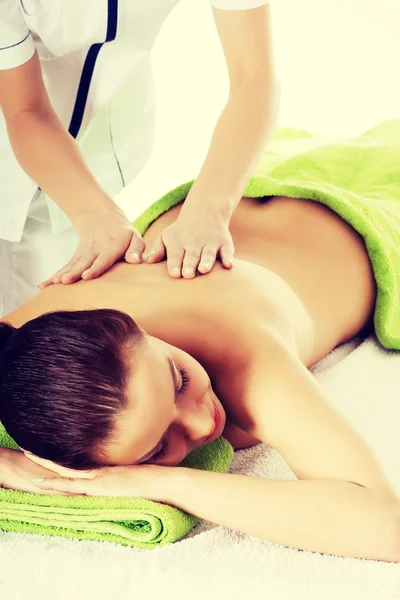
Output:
(0, 424), (234, 549)
(134, 118), (400, 351)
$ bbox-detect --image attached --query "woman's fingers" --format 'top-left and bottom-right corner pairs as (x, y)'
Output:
(181, 247), (203, 279)
(23, 451), (57, 469)
(38, 211), (147, 289)
(219, 241), (234, 269)
(125, 234), (146, 264)
(38, 256), (80, 289)
(37, 279), (55, 290)
(58, 255), (97, 283)
(79, 250), (120, 281)
(32, 476), (96, 495)
(152, 210), (235, 279)
(23, 451), (98, 479)
(145, 236), (166, 264)
(197, 246), (218, 275)
(166, 247), (186, 278)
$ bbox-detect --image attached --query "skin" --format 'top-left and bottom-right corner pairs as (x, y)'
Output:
(3, 194), (400, 561)
(4, 193), (376, 463)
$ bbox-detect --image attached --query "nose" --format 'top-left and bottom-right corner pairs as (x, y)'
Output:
(180, 399), (215, 446)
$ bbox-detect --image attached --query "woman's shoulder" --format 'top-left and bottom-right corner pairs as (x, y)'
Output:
(0, 282), (83, 329)
(208, 326), (293, 433)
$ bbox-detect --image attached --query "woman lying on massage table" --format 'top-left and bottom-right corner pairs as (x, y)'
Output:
(0, 193), (399, 563)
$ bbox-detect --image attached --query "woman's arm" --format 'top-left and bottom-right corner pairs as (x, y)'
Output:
(163, 468), (400, 562)
(145, 5), (280, 277)
(0, 53), (114, 223)
(0, 53), (145, 283)
(160, 335), (400, 562)
(184, 5), (280, 220)
(27, 447), (400, 562)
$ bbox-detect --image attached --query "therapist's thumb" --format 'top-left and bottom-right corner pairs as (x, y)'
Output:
(125, 233), (146, 264)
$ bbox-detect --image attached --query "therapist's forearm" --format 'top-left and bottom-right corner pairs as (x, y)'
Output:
(162, 468), (400, 562)
(7, 109), (116, 224)
(184, 73), (280, 219)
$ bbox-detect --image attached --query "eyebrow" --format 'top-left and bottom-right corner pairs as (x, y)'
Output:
(134, 356), (178, 464)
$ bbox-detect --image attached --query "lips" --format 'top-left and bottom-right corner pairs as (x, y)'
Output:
(212, 400), (221, 432)
(204, 400), (220, 443)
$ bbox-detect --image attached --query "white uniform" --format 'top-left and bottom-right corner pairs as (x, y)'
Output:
(0, 0), (268, 316)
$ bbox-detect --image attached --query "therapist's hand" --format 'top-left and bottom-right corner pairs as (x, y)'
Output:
(38, 206), (146, 288)
(145, 206), (235, 279)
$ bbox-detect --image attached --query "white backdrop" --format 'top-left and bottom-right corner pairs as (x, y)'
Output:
(118, 0), (400, 219)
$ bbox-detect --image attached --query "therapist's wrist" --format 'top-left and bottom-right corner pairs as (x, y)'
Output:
(67, 192), (121, 224)
(182, 189), (235, 224)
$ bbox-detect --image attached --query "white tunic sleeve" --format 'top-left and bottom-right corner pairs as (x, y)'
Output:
(0, 0), (35, 70)
(209, 0), (268, 9)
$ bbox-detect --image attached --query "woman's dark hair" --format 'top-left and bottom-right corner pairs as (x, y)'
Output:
(0, 309), (144, 469)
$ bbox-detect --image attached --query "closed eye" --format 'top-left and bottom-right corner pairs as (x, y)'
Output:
(144, 363), (191, 464)
(149, 439), (169, 462)
(178, 368), (191, 394)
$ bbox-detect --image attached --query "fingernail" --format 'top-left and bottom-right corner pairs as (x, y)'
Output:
(32, 478), (44, 483)
(183, 267), (193, 276)
(146, 250), (155, 262)
(37, 284), (44, 289)
(61, 275), (68, 282)
(131, 252), (141, 262)
(200, 263), (209, 271)
(172, 267), (180, 276)
(82, 269), (90, 278)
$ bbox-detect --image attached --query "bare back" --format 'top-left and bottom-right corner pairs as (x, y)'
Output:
(4, 195), (376, 366)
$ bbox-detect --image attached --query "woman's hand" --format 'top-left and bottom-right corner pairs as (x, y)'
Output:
(0, 448), (73, 495)
(145, 205), (235, 279)
(38, 205), (146, 289)
(22, 452), (171, 500)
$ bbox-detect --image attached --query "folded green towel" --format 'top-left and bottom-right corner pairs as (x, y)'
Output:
(134, 119), (400, 351)
(0, 425), (234, 549)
